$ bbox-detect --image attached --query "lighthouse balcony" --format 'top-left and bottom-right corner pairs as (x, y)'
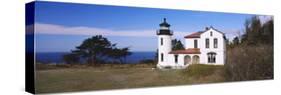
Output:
(156, 30), (173, 35)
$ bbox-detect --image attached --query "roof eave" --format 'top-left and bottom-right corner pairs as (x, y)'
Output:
(169, 52), (201, 54)
(184, 37), (200, 39)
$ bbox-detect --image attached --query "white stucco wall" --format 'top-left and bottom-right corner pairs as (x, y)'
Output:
(199, 28), (225, 65)
(183, 28), (226, 65)
(157, 35), (172, 67)
(185, 38), (200, 49)
(165, 54), (200, 69)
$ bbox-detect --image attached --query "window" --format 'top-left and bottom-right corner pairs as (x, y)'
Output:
(174, 55), (178, 63)
(194, 39), (198, 48)
(192, 55), (200, 64)
(207, 52), (216, 63)
(161, 53), (164, 62)
(214, 38), (218, 48)
(210, 31), (213, 36)
(206, 38), (209, 48)
(184, 55), (191, 65)
(161, 38), (163, 45)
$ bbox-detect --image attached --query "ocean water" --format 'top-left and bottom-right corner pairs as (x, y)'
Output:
(36, 52), (155, 64)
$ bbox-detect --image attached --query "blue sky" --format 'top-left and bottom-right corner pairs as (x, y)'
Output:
(32, 1), (269, 52)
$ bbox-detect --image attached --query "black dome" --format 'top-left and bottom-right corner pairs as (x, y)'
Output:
(159, 18), (170, 27)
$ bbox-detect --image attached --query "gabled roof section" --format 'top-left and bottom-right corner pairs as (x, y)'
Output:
(184, 31), (204, 38)
(184, 26), (225, 39)
(209, 26), (225, 35)
(169, 48), (200, 54)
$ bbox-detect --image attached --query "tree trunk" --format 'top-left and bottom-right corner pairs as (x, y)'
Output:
(92, 55), (97, 65)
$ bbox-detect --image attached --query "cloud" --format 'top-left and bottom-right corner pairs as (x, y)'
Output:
(33, 23), (156, 37)
(28, 23), (191, 38)
(28, 23), (246, 44)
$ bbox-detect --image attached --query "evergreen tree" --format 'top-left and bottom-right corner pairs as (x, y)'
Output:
(172, 39), (184, 50)
(108, 47), (131, 64)
(70, 35), (132, 65)
(240, 16), (273, 45)
(73, 35), (115, 64)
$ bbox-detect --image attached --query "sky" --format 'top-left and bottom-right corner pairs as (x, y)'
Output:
(31, 1), (271, 52)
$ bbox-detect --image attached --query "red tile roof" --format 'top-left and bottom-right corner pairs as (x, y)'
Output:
(169, 48), (200, 54)
(184, 32), (204, 38)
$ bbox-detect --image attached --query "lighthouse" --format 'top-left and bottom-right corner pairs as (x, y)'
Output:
(157, 18), (173, 68)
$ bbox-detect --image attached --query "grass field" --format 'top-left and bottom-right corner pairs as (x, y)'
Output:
(35, 64), (225, 93)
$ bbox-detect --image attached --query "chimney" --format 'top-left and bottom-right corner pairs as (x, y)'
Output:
(205, 27), (209, 30)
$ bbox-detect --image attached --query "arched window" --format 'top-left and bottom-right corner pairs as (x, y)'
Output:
(184, 55), (191, 65)
(192, 55), (200, 64)
(207, 52), (216, 63)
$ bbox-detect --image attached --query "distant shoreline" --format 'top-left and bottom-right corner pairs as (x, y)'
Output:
(36, 51), (156, 64)
(36, 51), (156, 53)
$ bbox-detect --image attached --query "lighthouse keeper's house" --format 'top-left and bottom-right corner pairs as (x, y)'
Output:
(156, 18), (226, 69)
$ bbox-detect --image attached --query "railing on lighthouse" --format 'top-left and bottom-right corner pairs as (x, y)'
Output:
(156, 30), (173, 35)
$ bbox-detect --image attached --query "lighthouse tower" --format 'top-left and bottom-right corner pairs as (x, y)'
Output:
(157, 18), (173, 68)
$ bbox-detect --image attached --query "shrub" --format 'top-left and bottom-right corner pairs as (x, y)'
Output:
(224, 45), (273, 81)
(63, 53), (80, 65)
(139, 59), (155, 64)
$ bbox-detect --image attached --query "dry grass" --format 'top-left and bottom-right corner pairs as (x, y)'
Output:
(182, 64), (225, 84)
(35, 64), (224, 93)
